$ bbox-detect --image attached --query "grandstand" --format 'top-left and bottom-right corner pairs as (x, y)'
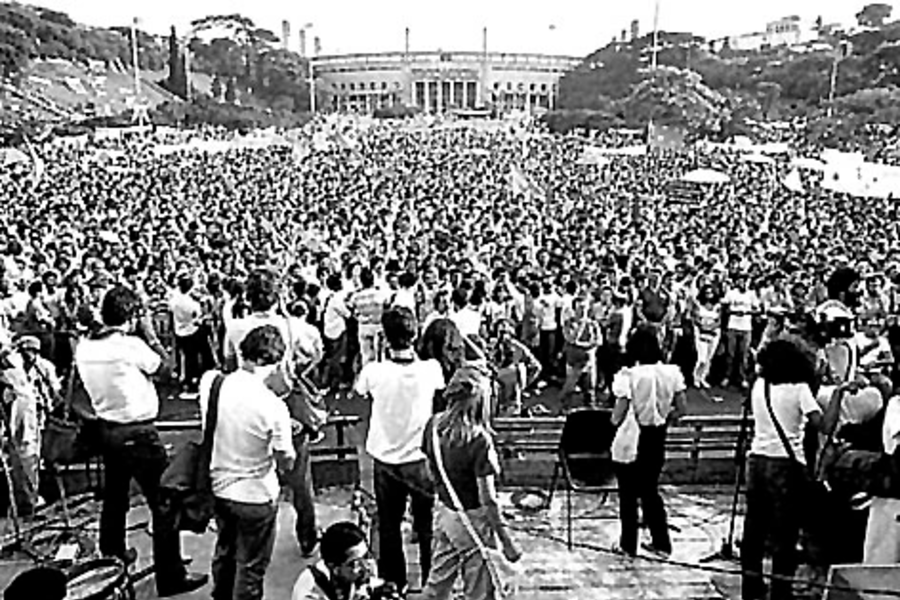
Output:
(0, 59), (218, 124)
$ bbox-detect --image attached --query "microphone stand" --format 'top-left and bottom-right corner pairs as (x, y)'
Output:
(700, 373), (755, 563)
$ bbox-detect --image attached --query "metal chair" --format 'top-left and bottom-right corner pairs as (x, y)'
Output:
(547, 407), (617, 548)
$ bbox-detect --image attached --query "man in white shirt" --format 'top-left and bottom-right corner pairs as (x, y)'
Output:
(353, 307), (444, 594)
(75, 286), (207, 597)
(168, 273), (204, 397)
(321, 274), (351, 391)
(201, 324), (295, 600)
(723, 273), (759, 390)
(537, 281), (563, 381)
(223, 268), (322, 556)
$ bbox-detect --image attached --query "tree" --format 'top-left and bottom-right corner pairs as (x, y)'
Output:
(856, 3), (893, 28)
(224, 76), (237, 103)
(757, 81), (782, 118)
(166, 26), (187, 99)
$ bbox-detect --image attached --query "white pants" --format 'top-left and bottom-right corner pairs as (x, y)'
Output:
(693, 332), (719, 385)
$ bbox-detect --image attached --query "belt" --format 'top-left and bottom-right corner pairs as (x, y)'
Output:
(97, 419), (155, 429)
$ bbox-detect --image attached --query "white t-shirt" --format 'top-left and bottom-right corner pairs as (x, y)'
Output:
(854, 332), (891, 370)
(750, 380), (820, 463)
(322, 291), (350, 341)
(225, 311), (322, 395)
(537, 293), (562, 330)
(200, 370), (295, 504)
(75, 332), (161, 423)
(355, 358), (444, 464)
(169, 290), (201, 337)
(451, 307), (482, 338)
(884, 396), (900, 455)
(612, 363), (686, 427)
(724, 289), (758, 332)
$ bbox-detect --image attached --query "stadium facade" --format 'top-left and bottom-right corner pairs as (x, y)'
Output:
(313, 50), (582, 113)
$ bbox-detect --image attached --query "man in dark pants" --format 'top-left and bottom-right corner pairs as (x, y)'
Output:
(613, 426), (672, 556)
(353, 307), (445, 594)
(224, 268), (323, 557)
(203, 324), (296, 600)
(75, 286), (206, 597)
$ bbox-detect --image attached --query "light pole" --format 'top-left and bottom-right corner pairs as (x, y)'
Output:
(130, 17), (142, 98)
(301, 24), (317, 113)
(827, 41), (850, 118)
(650, 0), (661, 71)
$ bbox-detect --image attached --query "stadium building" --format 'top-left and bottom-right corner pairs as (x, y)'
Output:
(314, 49), (581, 114)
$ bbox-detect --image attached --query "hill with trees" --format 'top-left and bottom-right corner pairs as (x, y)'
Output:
(0, 3), (317, 127)
(555, 2), (900, 131)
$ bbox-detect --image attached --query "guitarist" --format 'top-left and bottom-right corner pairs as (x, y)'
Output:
(224, 268), (326, 557)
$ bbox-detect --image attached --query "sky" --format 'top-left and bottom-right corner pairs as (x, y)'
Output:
(28, 0), (891, 57)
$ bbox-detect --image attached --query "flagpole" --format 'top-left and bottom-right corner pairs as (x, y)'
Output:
(651, 0), (660, 71)
(131, 17), (142, 99)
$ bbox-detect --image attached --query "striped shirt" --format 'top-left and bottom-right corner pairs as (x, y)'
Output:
(350, 288), (390, 327)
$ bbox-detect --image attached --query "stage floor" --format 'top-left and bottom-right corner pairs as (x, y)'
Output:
(0, 485), (753, 599)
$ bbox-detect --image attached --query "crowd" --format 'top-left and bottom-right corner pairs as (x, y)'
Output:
(0, 115), (900, 598)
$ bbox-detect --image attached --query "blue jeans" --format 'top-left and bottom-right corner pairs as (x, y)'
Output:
(724, 329), (751, 385)
(211, 498), (277, 600)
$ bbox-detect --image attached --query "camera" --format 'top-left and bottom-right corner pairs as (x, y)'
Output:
(368, 581), (403, 600)
(817, 315), (854, 345)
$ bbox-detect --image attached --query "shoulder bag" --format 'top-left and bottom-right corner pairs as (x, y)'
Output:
(281, 315), (328, 436)
(431, 422), (518, 598)
(160, 373), (225, 533)
(41, 367), (83, 465)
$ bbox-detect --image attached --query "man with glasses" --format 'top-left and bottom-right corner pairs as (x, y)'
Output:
(292, 521), (399, 600)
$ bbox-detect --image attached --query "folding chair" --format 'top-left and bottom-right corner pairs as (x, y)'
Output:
(547, 407), (617, 549)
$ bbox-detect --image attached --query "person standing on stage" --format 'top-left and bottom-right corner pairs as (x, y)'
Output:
(75, 285), (207, 597)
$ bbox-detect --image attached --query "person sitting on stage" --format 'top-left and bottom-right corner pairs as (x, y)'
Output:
(292, 521), (400, 600)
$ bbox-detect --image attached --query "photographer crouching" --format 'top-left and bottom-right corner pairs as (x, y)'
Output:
(292, 521), (402, 600)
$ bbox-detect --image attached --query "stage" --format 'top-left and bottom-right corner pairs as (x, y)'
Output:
(0, 484), (751, 599)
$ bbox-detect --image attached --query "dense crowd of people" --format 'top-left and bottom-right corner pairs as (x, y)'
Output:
(1, 114), (900, 598)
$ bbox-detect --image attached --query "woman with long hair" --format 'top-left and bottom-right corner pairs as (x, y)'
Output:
(420, 367), (521, 600)
(691, 283), (722, 390)
(418, 318), (467, 413)
(418, 317), (492, 418)
(610, 325), (687, 557)
(741, 337), (843, 600)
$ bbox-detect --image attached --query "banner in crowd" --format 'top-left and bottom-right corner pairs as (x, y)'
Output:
(783, 168), (805, 194)
(508, 165), (543, 198)
(577, 146), (611, 166)
(820, 150), (900, 199)
(648, 122), (685, 151)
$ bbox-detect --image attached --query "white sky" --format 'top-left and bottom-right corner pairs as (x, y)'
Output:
(29, 0), (888, 57)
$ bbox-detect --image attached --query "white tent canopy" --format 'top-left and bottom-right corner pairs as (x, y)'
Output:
(792, 157), (826, 171)
(682, 168), (730, 184)
(0, 148), (29, 167)
(742, 154), (775, 165)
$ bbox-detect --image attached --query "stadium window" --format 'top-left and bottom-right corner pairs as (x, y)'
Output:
(540, 83), (547, 92)
(382, 81), (388, 89)
(530, 83), (536, 92)
(493, 82), (500, 90)
(370, 82), (377, 89)
(506, 82), (512, 90)
(349, 83), (356, 91)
